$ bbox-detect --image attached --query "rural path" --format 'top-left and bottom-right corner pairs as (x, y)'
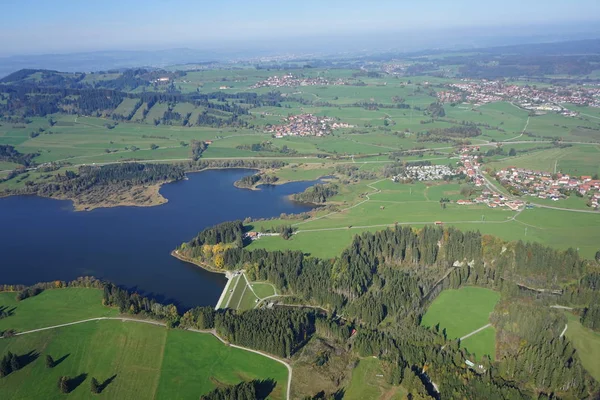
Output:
(2, 316), (293, 400)
(292, 178), (386, 227)
(441, 323), (493, 351)
(560, 324), (568, 338)
(459, 323), (492, 342)
(503, 114), (530, 142)
(550, 305), (574, 310)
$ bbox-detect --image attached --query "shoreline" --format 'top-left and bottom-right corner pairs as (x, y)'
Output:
(171, 250), (234, 310)
(170, 250), (227, 275)
(1, 165), (330, 212)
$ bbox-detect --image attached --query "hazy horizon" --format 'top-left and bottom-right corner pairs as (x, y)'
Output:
(2, 0), (600, 57)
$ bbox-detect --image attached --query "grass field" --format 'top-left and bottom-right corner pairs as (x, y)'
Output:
(460, 326), (497, 361)
(345, 358), (405, 400)
(225, 274), (248, 310)
(220, 274), (242, 309)
(0, 288), (119, 332)
(564, 312), (600, 382)
(218, 274), (278, 311)
(421, 287), (500, 359)
(488, 145), (600, 177)
(0, 288), (289, 399)
(156, 329), (288, 400)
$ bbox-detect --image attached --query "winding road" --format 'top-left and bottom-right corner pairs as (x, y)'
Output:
(2, 317), (293, 400)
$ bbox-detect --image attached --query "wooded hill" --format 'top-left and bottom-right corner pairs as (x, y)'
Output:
(176, 222), (600, 399)
(0, 70), (294, 128)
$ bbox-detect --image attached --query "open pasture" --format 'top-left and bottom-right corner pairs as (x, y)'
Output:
(421, 287), (500, 359)
(488, 145), (600, 177)
(0, 288), (288, 399)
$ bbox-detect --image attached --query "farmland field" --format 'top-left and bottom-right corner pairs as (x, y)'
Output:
(488, 145), (600, 177)
(421, 287), (500, 359)
(0, 288), (118, 332)
(0, 288), (288, 399)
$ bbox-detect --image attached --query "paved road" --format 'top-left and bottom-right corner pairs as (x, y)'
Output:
(2, 317), (293, 400)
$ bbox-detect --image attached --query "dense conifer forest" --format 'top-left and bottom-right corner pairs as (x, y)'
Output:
(292, 183), (339, 204)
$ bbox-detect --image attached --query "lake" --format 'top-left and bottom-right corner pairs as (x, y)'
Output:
(0, 169), (315, 309)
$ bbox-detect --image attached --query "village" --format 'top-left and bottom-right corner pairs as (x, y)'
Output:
(251, 74), (345, 88)
(495, 167), (600, 208)
(391, 164), (457, 182)
(389, 147), (527, 211)
(267, 113), (353, 138)
(437, 79), (600, 110)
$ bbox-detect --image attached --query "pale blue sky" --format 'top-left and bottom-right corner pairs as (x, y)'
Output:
(1, 0), (599, 55)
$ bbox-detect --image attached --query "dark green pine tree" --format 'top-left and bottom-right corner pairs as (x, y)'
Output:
(58, 376), (70, 393)
(90, 377), (101, 394)
(46, 355), (55, 368)
(9, 353), (20, 372)
(0, 355), (11, 377)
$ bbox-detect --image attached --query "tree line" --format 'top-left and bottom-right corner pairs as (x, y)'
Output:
(0, 144), (39, 167)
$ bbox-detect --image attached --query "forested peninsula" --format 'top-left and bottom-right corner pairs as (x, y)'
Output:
(1, 159), (288, 211)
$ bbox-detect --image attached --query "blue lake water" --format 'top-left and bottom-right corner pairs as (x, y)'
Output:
(0, 169), (315, 309)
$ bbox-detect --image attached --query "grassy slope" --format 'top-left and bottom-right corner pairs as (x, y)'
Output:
(0, 288), (118, 332)
(565, 312), (600, 382)
(0, 320), (166, 400)
(157, 330), (287, 400)
(421, 287), (500, 360)
(421, 287), (500, 339)
(345, 358), (405, 400)
(460, 326), (497, 361)
(0, 288), (288, 399)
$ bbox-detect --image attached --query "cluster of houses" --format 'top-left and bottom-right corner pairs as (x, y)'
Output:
(251, 74), (345, 89)
(454, 147), (527, 209)
(437, 79), (600, 108)
(495, 167), (600, 207)
(391, 165), (457, 182)
(267, 114), (353, 138)
(151, 77), (170, 84)
(456, 190), (525, 211)
(244, 231), (278, 241)
(457, 148), (485, 187)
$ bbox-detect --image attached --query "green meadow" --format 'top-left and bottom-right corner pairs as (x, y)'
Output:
(564, 312), (600, 383)
(345, 358), (405, 400)
(0, 288), (288, 399)
(421, 287), (501, 360)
